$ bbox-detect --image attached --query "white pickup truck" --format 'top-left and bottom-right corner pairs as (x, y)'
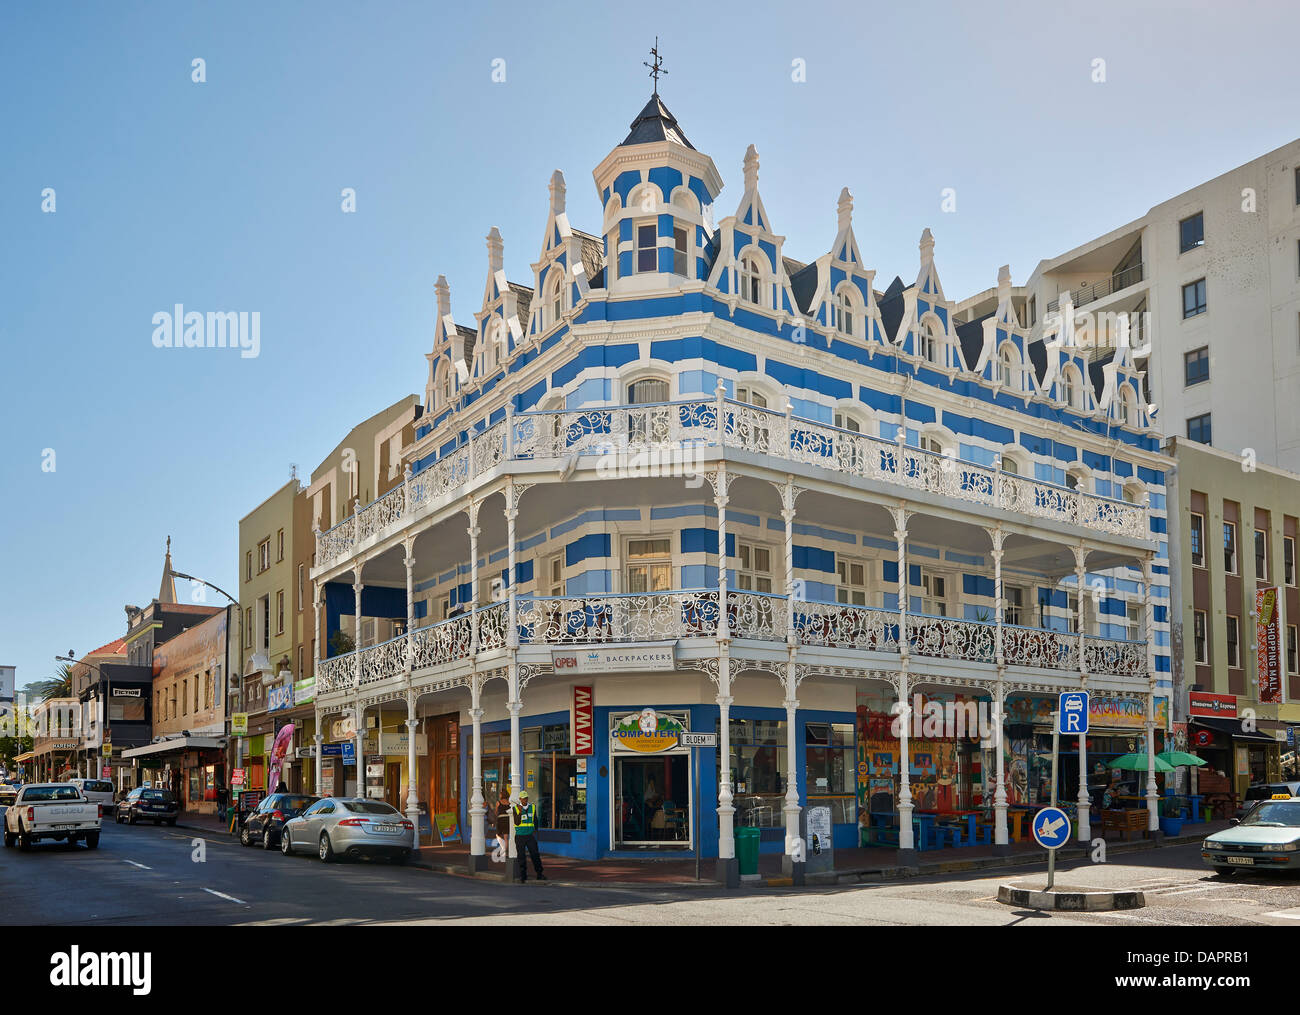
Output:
(3, 783), (101, 850)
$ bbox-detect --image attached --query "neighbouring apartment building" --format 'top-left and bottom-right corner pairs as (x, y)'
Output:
(1167, 436), (1299, 801)
(959, 137), (1300, 473)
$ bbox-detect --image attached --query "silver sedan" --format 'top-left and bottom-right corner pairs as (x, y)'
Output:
(280, 797), (415, 863)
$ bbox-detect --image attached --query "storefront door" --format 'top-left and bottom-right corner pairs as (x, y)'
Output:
(613, 755), (689, 848)
(429, 714), (460, 839)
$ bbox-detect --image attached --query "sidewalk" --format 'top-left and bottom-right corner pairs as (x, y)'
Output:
(171, 812), (1225, 888)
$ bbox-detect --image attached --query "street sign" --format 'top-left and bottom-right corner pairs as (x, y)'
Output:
(679, 733), (717, 748)
(341, 742), (356, 765)
(1032, 806), (1072, 849)
(1058, 692), (1089, 734)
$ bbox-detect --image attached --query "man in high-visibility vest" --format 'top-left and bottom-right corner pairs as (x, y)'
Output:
(512, 790), (546, 882)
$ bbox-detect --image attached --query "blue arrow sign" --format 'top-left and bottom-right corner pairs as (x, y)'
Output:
(1058, 691), (1089, 735)
(1032, 806), (1072, 849)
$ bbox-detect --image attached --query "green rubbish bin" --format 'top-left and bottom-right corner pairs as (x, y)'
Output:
(735, 826), (760, 876)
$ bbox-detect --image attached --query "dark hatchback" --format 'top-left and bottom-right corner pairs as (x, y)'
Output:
(240, 793), (318, 849)
(116, 787), (180, 825)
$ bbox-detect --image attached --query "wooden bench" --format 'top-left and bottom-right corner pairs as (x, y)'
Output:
(1100, 809), (1148, 840)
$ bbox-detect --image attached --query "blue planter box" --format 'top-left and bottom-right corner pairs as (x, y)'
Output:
(1159, 817), (1184, 836)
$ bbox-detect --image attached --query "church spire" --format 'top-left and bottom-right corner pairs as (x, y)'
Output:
(158, 535), (177, 604)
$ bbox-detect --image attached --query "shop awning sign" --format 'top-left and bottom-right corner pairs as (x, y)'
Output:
(553, 645), (675, 673)
(268, 684), (294, 712)
(1189, 692), (1237, 718)
(611, 709), (686, 754)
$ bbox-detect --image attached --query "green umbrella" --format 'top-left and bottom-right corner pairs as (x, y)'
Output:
(1108, 752), (1174, 772)
(1157, 750), (1207, 768)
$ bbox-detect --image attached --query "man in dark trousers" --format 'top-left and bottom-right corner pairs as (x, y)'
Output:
(512, 790), (546, 882)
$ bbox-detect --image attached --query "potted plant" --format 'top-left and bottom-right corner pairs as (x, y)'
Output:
(1158, 796), (1184, 836)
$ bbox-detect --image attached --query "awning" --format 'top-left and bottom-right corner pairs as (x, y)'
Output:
(1189, 717), (1279, 744)
(120, 736), (226, 760)
(13, 751), (35, 763)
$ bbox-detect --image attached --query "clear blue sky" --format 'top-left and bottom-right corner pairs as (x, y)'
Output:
(2, 0), (1296, 691)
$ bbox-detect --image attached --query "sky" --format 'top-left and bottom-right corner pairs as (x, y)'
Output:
(1, 0), (1297, 692)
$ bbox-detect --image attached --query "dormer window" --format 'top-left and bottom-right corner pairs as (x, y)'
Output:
(996, 344), (1020, 390)
(739, 254), (764, 306)
(918, 317), (941, 364)
(1061, 366), (1082, 409)
(1118, 387), (1135, 426)
(833, 285), (856, 337)
(437, 362), (452, 410)
(547, 272), (564, 329)
(636, 223), (658, 273)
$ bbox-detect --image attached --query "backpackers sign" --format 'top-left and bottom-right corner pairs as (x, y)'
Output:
(610, 708), (686, 754)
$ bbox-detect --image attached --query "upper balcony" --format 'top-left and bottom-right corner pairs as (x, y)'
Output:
(314, 589), (1148, 701)
(314, 397), (1152, 574)
(1045, 262), (1145, 314)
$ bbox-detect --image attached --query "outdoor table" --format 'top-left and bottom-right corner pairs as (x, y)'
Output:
(1006, 807), (1033, 842)
(1188, 795), (1203, 822)
(917, 809), (979, 846)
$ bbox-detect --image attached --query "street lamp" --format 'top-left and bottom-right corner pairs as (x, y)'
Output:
(55, 651), (107, 781)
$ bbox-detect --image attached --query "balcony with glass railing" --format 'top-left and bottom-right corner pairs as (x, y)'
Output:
(314, 399), (1152, 571)
(314, 589), (1147, 698)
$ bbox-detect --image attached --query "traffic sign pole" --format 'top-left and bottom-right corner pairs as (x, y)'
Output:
(1048, 715), (1059, 891)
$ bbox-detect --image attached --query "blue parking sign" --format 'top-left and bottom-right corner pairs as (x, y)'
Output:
(1058, 691), (1089, 735)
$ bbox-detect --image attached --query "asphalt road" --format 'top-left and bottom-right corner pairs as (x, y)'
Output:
(4, 818), (1300, 926)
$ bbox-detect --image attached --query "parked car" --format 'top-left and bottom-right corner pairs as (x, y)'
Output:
(240, 793), (318, 849)
(3, 783), (101, 850)
(280, 797), (414, 863)
(68, 778), (117, 814)
(0, 783), (18, 809)
(1203, 796), (1300, 874)
(1235, 781), (1300, 821)
(116, 787), (179, 826)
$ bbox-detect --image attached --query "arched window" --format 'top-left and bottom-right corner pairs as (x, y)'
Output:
(1118, 386), (1135, 426)
(436, 361), (452, 410)
(735, 385), (768, 409)
(832, 285), (857, 337)
(996, 344), (1020, 390)
(919, 434), (945, 455)
(918, 316), (942, 364)
(547, 271), (564, 329)
(627, 377), (670, 443)
(1065, 467), (1089, 493)
(1061, 366), (1081, 409)
(1000, 456), (1019, 475)
(739, 254), (764, 307)
(833, 410), (862, 433)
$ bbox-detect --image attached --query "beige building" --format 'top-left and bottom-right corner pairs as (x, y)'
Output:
(958, 138), (1300, 472)
(1167, 437), (1300, 804)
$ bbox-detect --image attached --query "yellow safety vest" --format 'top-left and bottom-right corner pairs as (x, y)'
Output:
(514, 803), (536, 835)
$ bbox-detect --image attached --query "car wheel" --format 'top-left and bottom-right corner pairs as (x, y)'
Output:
(394, 849), (411, 865)
(166, 819), (176, 827)
(280, 828), (293, 856)
(240, 825), (251, 847)
(128, 811), (137, 825)
(3, 829), (13, 848)
(18, 821), (31, 851)
(85, 831), (99, 850)
(262, 826), (277, 850)
(319, 832), (335, 863)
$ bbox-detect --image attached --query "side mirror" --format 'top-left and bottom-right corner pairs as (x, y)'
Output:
(1228, 818), (1239, 826)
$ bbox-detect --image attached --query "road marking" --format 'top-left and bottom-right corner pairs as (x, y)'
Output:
(123, 860), (152, 870)
(1150, 886), (1215, 896)
(1262, 910), (1300, 920)
(202, 888), (245, 905)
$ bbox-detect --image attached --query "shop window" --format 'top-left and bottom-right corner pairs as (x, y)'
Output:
(1194, 610), (1207, 664)
(469, 724), (584, 831)
(717, 718), (787, 828)
(1226, 615), (1240, 668)
(1190, 513), (1205, 568)
(626, 538), (672, 594)
(836, 557), (868, 606)
(804, 722), (857, 824)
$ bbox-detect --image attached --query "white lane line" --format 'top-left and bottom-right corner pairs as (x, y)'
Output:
(202, 888), (246, 905)
(1262, 911), (1300, 920)
(1150, 886), (1215, 896)
(123, 860), (152, 870)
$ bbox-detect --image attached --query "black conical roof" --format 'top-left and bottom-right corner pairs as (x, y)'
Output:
(620, 95), (694, 150)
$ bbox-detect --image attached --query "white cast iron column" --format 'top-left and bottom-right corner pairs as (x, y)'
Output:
(714, 460), (736, 884)
(354, 702), (365, 800)
(313, 718), (323, 793)
(1142, 554), (1159, 831)
(467, 499), (481, 656)
(989, 525), (1009, 848)
(1074, 542), (1091, 842)
(781, 475), (802, 878)
(892, 502), (914, 855)
(352, 560), (364, 798)
(468, 674), (486, 864)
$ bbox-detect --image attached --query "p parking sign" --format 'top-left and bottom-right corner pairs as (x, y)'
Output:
(1058, 692), (1089, 735)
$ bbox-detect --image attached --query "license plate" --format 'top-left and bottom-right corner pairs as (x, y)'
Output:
(1225, 856), (1255, 865)
(52, 824), (77, 830)
(374, 824), (400, 833)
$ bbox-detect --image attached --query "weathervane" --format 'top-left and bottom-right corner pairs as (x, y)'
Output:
(644, 37), (666, 97)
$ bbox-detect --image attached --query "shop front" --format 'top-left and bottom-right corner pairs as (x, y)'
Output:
(120, 737), (226, 814)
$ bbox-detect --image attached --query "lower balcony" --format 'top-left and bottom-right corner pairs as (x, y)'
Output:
(315, 590), (1147, 697)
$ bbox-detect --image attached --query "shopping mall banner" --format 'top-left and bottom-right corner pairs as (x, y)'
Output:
(1257, 587), (1282, 705)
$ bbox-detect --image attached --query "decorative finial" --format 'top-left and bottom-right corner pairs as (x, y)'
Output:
(486, 227), (504, 273)
(644, 37), (666, 97)
(166, 535), (171, 554)
(743, 144), (759, 191)
(919, 227), (935, 263)
(549, 169), (566, 215)
(837, 187), (853, 232)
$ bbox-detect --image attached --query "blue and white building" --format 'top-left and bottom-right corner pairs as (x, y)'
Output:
(308, 92), (1171, 878)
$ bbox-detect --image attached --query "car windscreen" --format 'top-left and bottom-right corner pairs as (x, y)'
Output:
(279, 796), (315, 812)
(81, 780), (113, 793)
(1239, 800), (1300, 826)
(141, 790), (175, 801)
(23, 787), (82, 801)
(340, 800), (401, 816)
